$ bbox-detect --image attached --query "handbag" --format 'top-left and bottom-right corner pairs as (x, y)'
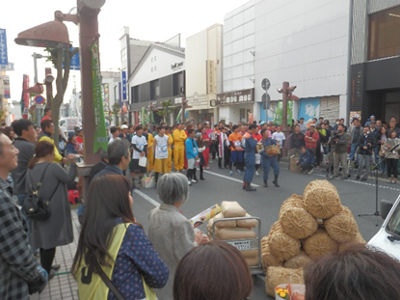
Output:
(93, 257), (156, 300)
(22, 163), (59, 221)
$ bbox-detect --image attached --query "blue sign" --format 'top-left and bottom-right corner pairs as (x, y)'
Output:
(122, 71), (127, 101)
(34, 95), (46, 105)
(0, 29), (8, 66)
(70, 48), (80, 70)
(298, 98), (320, 123)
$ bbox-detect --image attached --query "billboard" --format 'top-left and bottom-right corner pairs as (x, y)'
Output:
(0, 29), (8, 66)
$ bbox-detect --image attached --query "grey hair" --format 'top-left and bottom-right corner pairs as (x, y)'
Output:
(157, 173), (189, 205)
(99, 148), (108, 160)
(107, 139), (130, 165)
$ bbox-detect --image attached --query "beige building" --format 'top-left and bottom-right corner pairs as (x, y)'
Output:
(185, 24), (223, 124)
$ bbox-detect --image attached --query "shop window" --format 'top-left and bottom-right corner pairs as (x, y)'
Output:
(368, 6), (400, 60)
(150, 79), (160, 100)
(173, 72), (183, 96)
(132, 85), (139, 103)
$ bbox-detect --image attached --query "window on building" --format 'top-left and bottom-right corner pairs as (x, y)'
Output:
(150, 79), (160, 100)
(173, 72), (183, 96)
(121, 48), (127, 63)
(132, 85), (139, 103)
(369, 6), (400, 60)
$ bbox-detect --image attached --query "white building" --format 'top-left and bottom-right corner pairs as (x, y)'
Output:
(220, 1), (256, 124)
(254, 0), (350, 124)
(186, 24), (223, 123)
(127, 36), (185, 125)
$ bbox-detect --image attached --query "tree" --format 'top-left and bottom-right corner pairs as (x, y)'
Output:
(45, 47), (79, 147)
(157, 100), (176, 123)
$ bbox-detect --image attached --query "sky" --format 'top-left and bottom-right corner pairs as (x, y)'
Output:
(2, 0), (250, 104)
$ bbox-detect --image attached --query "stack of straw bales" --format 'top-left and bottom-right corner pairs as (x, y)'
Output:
(262, 180), (366, 297)
(208, 201), (259, 266)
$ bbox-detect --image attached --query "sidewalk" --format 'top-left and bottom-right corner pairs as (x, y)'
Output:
(31, 211), (81, 300)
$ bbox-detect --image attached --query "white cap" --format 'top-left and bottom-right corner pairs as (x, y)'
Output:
(121, 125), (128, 129)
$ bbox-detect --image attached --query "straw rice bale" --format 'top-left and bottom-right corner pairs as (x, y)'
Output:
(338, 232), (367, 252)
(261, 236), (282, 269)
(269, 231), (301, 261)
(265, 267), (304, 297)
(283, 251), (312, 269)
(236, 213), (258, 228)
(324, 206), (358, 243)
(221, 201), (246, 218)
(303, 180), (342, 219)
(279, 194), (305, 218)
(303, 229), (338, 259)
(280, 206), (318, 239)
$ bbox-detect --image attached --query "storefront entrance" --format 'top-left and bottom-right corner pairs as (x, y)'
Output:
(384, 90), (400, 122)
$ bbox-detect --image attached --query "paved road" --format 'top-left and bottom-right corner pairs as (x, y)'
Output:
(131, 161), (400, 299)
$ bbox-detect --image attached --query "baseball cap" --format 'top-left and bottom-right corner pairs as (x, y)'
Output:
(260, 121), (265, 125)
(310, 124), (316, 127)
(121, 124), (128, 129)
(68, 131), (76, 139)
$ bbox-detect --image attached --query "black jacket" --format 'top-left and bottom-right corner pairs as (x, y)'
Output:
(357, 133), (377, 155)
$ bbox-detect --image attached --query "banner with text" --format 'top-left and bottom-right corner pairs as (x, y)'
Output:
(90, 41), (108, 153)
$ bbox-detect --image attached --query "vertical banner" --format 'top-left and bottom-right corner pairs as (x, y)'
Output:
(122, 71), (127, 101)
(0, 29), (8, 66)
(90, 41), (108, 153)
(22, 74), (30, 119)
(273, 101), (293, 125)
(2, 76), (10, 98)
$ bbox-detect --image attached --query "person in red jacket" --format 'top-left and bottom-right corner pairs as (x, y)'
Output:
(304, 124), (319, 161)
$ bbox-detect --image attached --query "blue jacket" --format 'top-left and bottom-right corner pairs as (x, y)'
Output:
(260, 138), (277, 159)
(185, 138), (199, 159)
(299, 150), (315, 166)
(244, 135), (257, 155)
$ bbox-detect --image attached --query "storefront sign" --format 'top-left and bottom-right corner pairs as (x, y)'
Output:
(216, 89), (254, 105)
(207, 60), (216, 94)
(171, 62), (183, 71)
(90, 41), (108, 153)
(350, 64), (364, 112)
(0, 29), (8, 66)
(0, 63), (14, 71)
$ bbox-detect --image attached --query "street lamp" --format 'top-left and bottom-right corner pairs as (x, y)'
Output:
(15, 0), (107, 198)
(15, 1), (106, 164)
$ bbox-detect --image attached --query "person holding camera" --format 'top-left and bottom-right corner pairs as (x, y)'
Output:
(356, 126), (377, 181)
(332, 124), (350, 180)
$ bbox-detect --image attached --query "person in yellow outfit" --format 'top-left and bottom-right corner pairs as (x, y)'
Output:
(39, 119), (75, 164)
(166, 126), (174, 173)
(173, 123), (187, 171)
(144, 126), (154, 172)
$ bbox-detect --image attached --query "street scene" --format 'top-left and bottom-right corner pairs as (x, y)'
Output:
(2, 0), (400, 300)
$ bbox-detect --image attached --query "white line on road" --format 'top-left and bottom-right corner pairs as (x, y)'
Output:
(203, 170), (260, 187)
(134, 189), (160, 207)
(313, 173), (400, 192)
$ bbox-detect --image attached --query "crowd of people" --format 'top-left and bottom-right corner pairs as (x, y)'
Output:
(2, 111), (400, 299)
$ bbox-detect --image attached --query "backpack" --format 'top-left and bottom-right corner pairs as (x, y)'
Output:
(22, 163), (59, 221)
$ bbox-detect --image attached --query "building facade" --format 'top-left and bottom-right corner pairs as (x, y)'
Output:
(253, 0), (350, 125)
(349, 0), (400, 123)
(219, 0), (257, 124)
(186, 24), (223, 124)
(127, 41), (185, 125)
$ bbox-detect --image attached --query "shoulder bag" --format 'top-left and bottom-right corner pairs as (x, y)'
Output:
(22, 163), (60, 221)
(93, 256), (156, 300)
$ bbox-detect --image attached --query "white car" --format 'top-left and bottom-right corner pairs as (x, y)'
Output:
(367, 196), (400, 261)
